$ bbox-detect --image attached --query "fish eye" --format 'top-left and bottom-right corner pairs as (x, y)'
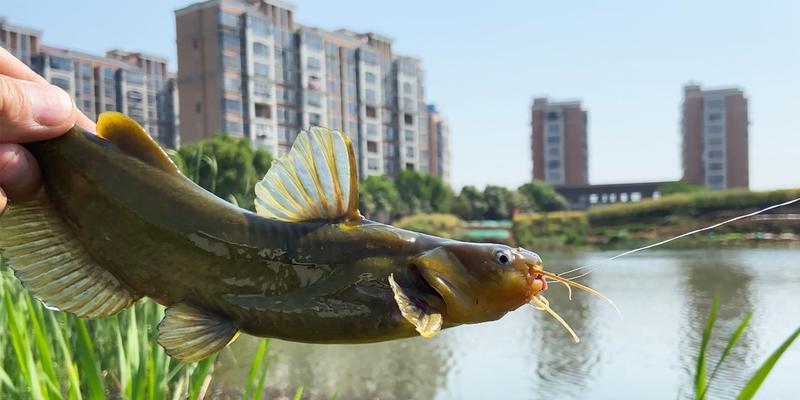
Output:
(494, 249), (513, 266)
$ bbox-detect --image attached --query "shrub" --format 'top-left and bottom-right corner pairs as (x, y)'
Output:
(513, 211), (588, 248)
(393, 213), (465, 238)
(587, 189), (800, 227)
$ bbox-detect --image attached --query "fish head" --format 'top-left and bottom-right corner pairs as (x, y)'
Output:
(409, 242), (547, 325)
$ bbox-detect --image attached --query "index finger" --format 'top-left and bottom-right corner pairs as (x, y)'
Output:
(0, 47), (48, 84)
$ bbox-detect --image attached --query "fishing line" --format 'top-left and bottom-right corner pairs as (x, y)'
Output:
(554, 196), (800, 282)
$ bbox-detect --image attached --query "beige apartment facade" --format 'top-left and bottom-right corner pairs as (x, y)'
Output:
(175, 0), (444, 180)
(681, 84), (749, 189)
(531, 97), (589, 186)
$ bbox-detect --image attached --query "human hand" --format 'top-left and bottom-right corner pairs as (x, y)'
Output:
(0, 47), (95, 214)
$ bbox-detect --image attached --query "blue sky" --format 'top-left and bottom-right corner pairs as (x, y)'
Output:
(4, 1), (798, 190)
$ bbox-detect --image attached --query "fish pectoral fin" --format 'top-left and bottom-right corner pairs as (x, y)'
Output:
(388, 274), (442, 338)
(254, 126), (361, 224)
(157, 303), (239, 361)
(96, 112), (179, 173)
(0, 196), (138, 318)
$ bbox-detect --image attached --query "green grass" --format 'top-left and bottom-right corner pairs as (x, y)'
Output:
(0, 258), (276, 399)
(694, 294), (800, 400)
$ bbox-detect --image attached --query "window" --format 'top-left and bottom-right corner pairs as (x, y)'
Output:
(708, 175), (724, 185)
(365, 105), (377, 118)
(548, 147), (560, 156)
(709, 162), (723, 171)
(546, 136), (561, 144)
(254, 80), (271, 98)
(403, 96), (414, 109)
(365, 89), (376, 104)
(367, 141), (378, 153)
(707, 137), (723, 146)
(404, 129), (415, 141)
(223, 55), (241, 71)
(384, 143), (396, 156)
(361, 50), (379, 65)
(547, 112), (560, 120)
(547, 160), (561, 169)
(306, 57), (321, 71)
(367, 158), (379, 170)
(306, 91), (322, 107)
(705, 125), (722, 135)
(219, 11), (239, 27)
(223, 76), (241, 92)
(125, 71), (145, 85)
(49, 56), (72, 71)
(402, 82), (412, 94)
(384, 126), (395, 140)
(365, 72), (376, 84)
(222, 98), (242, 114)
(224, 120), (243, 135)
(705, 98), (723, 110)
(547, 123), (560, 133)
(708, 150), (723, 158)
(50, 77), (70, 91)
(254, 62), (270, 78)
(309, 112), (321, 126)
(406, 147), (415, 157)
(250, 16), (271, 37)
(404, 113), (413, 124)
(220, 32), (240, 51)
(253, 42), (270, 58)
(707, 113), (722, 122)
(304, 33), (323, 50)
(255, 103), (271, 119)
(367, 123), (378, 136)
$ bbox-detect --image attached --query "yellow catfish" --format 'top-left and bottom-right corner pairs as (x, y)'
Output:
(0, 113), (611, 361)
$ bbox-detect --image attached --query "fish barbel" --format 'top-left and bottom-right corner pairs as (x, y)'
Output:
(0, 112), (607, 360)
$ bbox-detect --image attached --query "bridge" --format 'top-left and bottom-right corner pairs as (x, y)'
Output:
(554, 181), (677, 210)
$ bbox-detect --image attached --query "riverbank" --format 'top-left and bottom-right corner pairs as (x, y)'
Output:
(396, 188), (800, 251)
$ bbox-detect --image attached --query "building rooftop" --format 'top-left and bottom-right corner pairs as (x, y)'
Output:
(0, 16), (42, 36)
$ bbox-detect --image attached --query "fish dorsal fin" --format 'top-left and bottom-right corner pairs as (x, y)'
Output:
(254, 126), (361, 224)
(96, 112), (179, 173)
(157, 303), (240, 361)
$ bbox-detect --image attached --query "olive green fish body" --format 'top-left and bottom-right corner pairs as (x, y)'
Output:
(28, 129), (442, 342)
(0, 113), (547, 361)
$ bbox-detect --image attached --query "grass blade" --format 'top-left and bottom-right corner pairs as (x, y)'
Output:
(695, 293), (719, 400)
(736, 326), (800, 400)
(75, 319), (106, 400)
(293, 386), (304, 400)
(244, 339), (269, 400)
(700, 311), (752, 400)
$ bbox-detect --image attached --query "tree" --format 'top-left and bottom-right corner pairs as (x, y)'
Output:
(176, 135), (272, 209)
(394, 169), (454, 215)
(518, 180), (569, 212)
(359, 175), (400, 222)
(452, 186), (488, 221)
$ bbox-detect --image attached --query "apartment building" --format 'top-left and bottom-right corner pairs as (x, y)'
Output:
(0, 17), (179, 148)
(531, 97), (589, 186)
(175, 0), (440, 180)
(426, 104), (451, 184)
(681, 84), (749, 190)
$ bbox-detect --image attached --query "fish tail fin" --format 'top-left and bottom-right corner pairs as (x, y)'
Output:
(0, 194), (138, 318)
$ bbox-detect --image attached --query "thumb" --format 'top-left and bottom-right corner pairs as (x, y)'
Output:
(0, 75), (78, 143)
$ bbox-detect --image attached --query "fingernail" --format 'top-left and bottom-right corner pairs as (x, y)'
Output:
(21, 82), (75, 126)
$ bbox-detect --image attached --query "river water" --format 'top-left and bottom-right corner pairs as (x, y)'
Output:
(217, 247), (800, 399)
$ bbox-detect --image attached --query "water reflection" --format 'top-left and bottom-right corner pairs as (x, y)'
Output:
(206, 249), (800, 399)
(677, 250), (756, 399)
(530, 272), (600, 400)
(216, 333), (450, 399)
